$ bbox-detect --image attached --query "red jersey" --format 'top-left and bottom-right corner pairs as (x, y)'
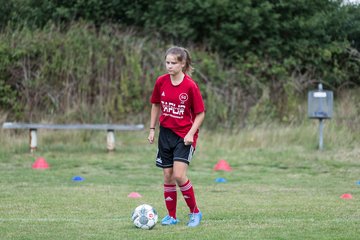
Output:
(150, 73), (205, 147)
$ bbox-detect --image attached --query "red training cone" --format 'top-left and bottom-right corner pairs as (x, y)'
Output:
(32, 157), (49, 169)
(128, 192), (142, 198)
(340, 193), (353, 199)
(214, 159), (232, 171)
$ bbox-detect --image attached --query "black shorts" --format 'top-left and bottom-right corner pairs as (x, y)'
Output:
(156, 126), (195, 168)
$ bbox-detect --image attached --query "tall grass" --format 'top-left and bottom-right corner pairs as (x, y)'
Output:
(1, 23), (165, 123)
(2, 22), (358, 128)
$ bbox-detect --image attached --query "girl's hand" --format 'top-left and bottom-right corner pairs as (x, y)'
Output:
(148, 129), (155, 144)
(184, 134), (194, 146)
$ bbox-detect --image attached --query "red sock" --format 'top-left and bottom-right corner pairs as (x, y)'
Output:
(180, 180), (199, 213)
(164, 184), (177, 218)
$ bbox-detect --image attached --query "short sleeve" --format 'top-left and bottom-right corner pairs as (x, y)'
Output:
(191, 83), (205, 114)
(150, 78), (161, 104)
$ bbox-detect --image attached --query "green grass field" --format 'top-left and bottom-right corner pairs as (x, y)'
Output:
(0, 123), (359, 239)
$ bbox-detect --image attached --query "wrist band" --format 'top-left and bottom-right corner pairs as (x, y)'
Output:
(150, 128), (155, 130)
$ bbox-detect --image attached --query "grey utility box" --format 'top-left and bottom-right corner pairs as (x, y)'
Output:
(308, 83), (334, 150)
(308, 84), (333, 119)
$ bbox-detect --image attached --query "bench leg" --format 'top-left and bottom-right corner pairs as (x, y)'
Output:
(29, 129), (37, 152)
(107, 130), (115, 151)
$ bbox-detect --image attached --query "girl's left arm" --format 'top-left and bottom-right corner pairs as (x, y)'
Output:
(184, 111), (205, 145)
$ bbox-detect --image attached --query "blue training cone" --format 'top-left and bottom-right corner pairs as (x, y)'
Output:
(215, 177), (227, 183)
(72, 176), (84, 182)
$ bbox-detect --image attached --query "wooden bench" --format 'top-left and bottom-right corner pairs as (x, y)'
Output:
(2, 122), (144, 152)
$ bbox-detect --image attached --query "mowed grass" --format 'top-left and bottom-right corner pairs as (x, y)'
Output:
(0, 122), (359, 240)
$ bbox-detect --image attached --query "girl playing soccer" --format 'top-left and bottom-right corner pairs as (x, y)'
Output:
(148, 46), (205, 227)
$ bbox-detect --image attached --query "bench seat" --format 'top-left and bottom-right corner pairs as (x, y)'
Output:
(2, 122), (144, 152)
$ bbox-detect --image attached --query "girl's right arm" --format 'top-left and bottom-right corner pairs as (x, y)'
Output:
(148, 103), (161, 144)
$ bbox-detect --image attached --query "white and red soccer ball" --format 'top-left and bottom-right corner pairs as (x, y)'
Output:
(131, 204), (158, 230)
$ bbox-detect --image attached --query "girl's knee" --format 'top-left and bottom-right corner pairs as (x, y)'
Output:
(174, 174), (187, 185)
(163, 172), (175, 184)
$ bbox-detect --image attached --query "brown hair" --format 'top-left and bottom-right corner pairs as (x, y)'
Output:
(165, 46), (194, 76)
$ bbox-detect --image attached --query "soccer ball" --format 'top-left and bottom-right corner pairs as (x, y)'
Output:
(131, 204), (158, 230)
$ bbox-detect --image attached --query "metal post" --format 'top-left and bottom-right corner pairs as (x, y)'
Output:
(318, 83), (323, 91)
(319, 119), (324, 150)
(318, 83), (324, 151)
(107, 130), (115, 151)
